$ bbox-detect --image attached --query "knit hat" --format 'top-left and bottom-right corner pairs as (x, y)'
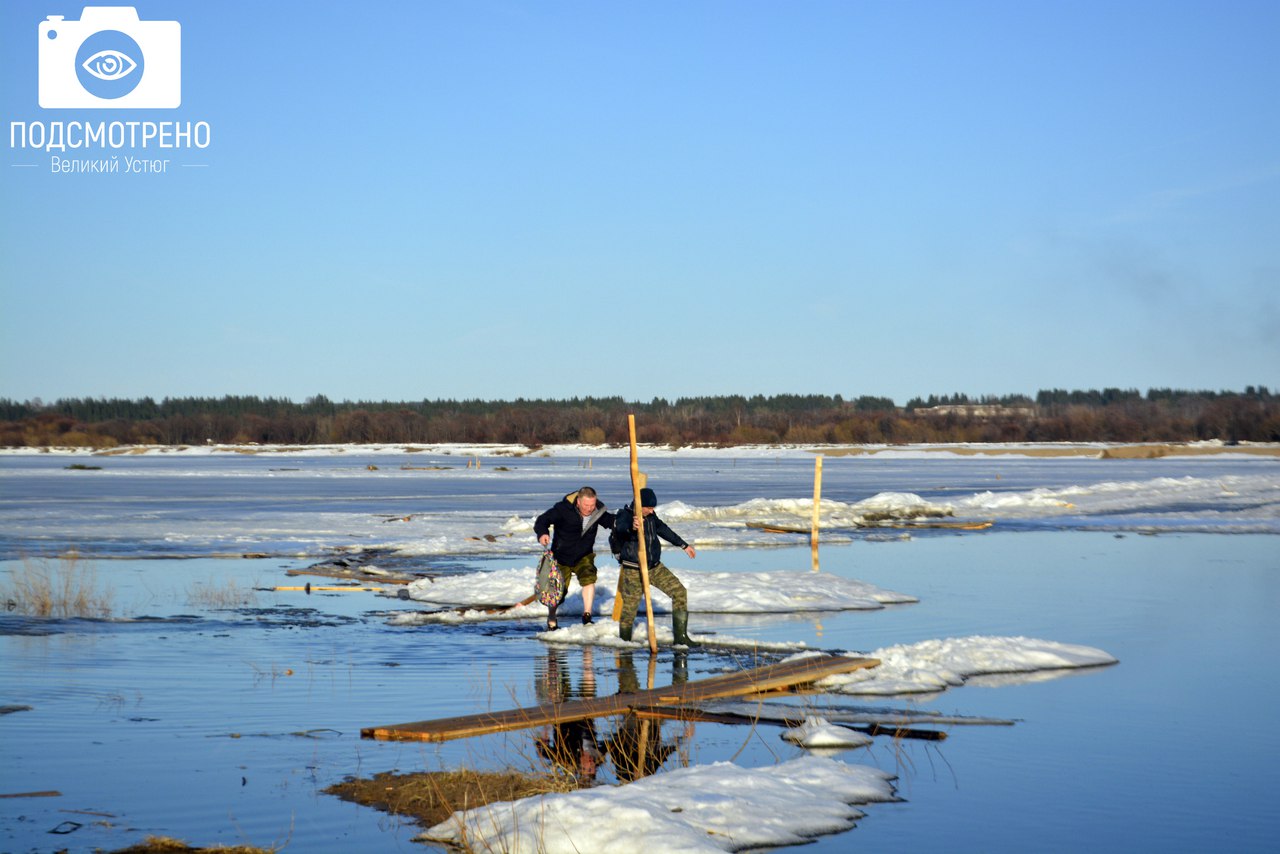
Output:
(640, 488), (657, 507)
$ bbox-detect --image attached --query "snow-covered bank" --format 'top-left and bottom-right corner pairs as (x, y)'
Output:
(659, 475), (1280, 536)
(420, 755), (898, 853)
(398, 565), (916, 616)
(4, 439), (1277, 459)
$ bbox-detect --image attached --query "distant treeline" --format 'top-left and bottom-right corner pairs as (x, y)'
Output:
(1, 388), (1276, 448)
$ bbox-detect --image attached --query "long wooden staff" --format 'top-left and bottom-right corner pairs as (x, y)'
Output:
(611, 417), (642, 622)
(619, 414), (658, 654)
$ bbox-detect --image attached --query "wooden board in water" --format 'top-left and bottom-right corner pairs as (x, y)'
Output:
(361, 654), (879, 743)
(284, 567), (415, 584)
(746, 519), (993, 533)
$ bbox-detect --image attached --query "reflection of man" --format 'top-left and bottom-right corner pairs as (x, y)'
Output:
(534, 486), (615, 630)
(606, 651), (692, 782)
(534, 648), (601, 783)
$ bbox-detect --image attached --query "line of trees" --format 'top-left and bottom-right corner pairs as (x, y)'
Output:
(0, 388), (1275, 448)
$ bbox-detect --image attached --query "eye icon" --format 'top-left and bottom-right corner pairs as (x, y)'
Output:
(81, 49), (138, 82)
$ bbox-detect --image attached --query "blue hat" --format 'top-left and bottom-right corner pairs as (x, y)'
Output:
(640, 488), (657, 507)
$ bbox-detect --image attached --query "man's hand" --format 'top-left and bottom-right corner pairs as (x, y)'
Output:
(538, 534), (550, 548)
(683, 545), (696, 559)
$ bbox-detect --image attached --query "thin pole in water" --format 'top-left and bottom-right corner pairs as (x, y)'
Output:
(811, 455), (823, 572)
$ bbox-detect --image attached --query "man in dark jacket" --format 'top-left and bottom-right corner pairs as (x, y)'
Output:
(534, 486), (615, 629)
(612, 487), (699, 646)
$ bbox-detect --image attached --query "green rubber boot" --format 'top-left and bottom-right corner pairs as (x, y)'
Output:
(616, 651), (639, 694)
(618, 619), (634, 642)
(672, 610), (700, 647)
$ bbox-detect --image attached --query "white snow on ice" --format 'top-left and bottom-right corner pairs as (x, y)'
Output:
(397, 564), (916, 615)
(419, 754), (897, 853)
(780, 717), (875, 750)
(813, 636), (1119, 696)
(6, 445), (1276, 556)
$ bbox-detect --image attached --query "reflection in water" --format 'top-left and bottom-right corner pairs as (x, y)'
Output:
(606, 651), (694, 783)
(533, 647), (602, 783)
(530, 648), (697, 784)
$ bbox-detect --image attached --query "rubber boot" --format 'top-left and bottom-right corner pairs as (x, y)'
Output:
(616, 651), (639, 694)
(618, 619), (634, 642)
(672, 610), (700, 647)
(673, 650), (689, 685)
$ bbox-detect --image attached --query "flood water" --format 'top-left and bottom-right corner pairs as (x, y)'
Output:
(2, 449), (1278, 852)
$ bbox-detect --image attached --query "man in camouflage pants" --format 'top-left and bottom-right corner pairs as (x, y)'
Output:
(612, 487), (699, 646)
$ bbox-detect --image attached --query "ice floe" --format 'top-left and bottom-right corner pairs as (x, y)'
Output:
(419, 754), (897, 853)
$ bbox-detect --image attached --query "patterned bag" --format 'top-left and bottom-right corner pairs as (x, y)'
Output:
(535, 551), (564, 607)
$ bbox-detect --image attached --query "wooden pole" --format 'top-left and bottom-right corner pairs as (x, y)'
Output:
(623, 415), (659, 654)
(612, 420), (647, 622)
(811, 454), (823, 572)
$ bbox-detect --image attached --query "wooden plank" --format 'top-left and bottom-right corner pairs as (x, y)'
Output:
(747, 519), (993, 533)
(361, 655), (879, 743)
(273, 585), (386, 592)
(897, 519), (994, 530)
(285, 567), (415, 584)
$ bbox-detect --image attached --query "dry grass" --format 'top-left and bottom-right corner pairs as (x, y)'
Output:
(106, 835), (275, 853)
(2, 554), (113, 618)
(186, 577), (257, 609)
(326, 767), (576, 829)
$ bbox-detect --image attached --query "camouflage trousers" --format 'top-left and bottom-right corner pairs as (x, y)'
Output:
(617, 562), (688, 626)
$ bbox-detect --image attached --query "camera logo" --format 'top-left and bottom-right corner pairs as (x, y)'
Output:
(39, 6), (181, 108)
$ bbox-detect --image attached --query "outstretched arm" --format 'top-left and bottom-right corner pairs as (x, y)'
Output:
(654, 517), (695, 557)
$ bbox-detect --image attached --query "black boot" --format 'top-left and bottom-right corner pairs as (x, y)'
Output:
(618, 619), (633, 642)
(616, 651), (638, 694)
(672, 610), (699, 647)
(546, 605), (559, 631)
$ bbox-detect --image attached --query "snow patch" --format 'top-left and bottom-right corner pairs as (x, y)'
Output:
(420, 755), (897, 853)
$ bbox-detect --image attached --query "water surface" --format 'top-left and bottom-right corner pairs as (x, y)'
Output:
(2, 451), (1277, 852)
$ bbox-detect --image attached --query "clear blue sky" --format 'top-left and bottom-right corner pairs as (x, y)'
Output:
(2, 0), (1277, 405)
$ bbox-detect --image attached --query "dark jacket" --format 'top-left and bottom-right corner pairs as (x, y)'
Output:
(533, 491), (615, 565)
(612, 504), (688, 568)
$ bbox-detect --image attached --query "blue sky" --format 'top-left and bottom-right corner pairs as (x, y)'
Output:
(2, 0), (1277, 405)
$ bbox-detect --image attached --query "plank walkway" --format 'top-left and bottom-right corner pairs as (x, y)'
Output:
(361, 654), (879, 743)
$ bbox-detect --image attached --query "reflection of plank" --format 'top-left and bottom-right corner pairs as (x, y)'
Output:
(361, 655), (879, 743)
(631, 705), (948, 740)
